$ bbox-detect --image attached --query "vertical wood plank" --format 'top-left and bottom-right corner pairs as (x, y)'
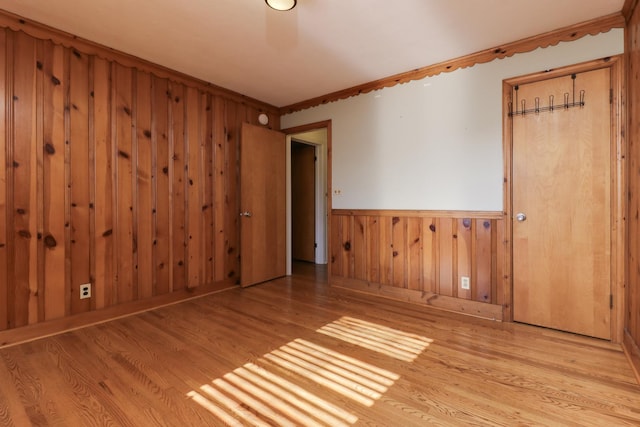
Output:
(496, 216), (508, 310)
(367, 216), (379, 284)
(438, 218), (454, 297)
(457, 218), (472, 300)
(422, 217), (437, 293)
(202, 92), (214, 286)
(491, 219), (499, 305)
(475, 219), (493, 303)
(353, 215), (367, 281)
(170, 82), (186, 290)
(63, 48), (72, 318)
(69, 48), (91, 314)
(407, 217), (423, 291)
(212, 97), (225, 282)
(224, 99), (239, 283)
(92, 57), (113, 310)
(379, 216), (393, 286)
(42, 41), (67, 319)
(630, 6), (640, 351)
(632, 97), (639, 345)
(35, 40), (45, 322)
(130, 71), (139, 303)
(152, 76), (170, 295)
(392, 216), (407, 288)
(115, 63), (134, 303)
(135, 71), (153, 299)
(12, 31), (38, 327)
(87, 54), (96, 314)
(331, 214), (343, 277)
(342, 215), (352, 278)
(185, 86), (202, 288)
(0, 29), (7, 331)
(631, 17), (640, 347)
(28, 41), (39, 325)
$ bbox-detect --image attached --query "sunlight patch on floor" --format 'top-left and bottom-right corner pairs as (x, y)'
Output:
(316, 316), (433, 362)
(187, 317), (433, 425)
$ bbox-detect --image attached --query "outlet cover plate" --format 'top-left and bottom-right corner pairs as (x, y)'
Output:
(80, 283), (91, 299)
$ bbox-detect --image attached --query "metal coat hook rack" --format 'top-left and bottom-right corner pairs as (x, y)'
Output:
(508, 74), (585, 117)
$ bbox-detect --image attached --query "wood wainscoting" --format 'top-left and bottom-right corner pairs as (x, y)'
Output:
(330, 210), (507, 320)
(0, 19), (280, 335)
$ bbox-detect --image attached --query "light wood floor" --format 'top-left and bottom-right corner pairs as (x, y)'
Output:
(0, 263), (639, 426)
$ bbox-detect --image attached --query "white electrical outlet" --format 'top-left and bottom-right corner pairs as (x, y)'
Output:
(80, 283), (91, 299)
(461, 276), (470, 290)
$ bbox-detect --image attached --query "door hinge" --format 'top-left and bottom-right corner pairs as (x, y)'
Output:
(610, 88), (613, 104)
(314, 243), (318, 248)
(610, 294), (613, 309)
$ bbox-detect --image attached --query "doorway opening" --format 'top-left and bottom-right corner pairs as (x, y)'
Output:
(283, 121), (331, 275)
(291, 140), (316, 263)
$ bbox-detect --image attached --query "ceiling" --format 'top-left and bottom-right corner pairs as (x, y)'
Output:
(0, 0), (625, 107)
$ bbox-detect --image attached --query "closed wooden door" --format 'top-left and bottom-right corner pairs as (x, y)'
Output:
(240, 123), (286, 287)
(291, 142), (316, 262)
(512, 68), (611, 339)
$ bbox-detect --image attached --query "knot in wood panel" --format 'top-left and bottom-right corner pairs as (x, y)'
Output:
(44, 235), (57, 248)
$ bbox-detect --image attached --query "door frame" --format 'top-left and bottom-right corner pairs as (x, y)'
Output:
(502, 56), (626, 343)
(281, 120), (332, 275)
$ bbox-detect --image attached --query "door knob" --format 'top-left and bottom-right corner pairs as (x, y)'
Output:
(515, 212), (527, 222)
(240, 211), (252, 217)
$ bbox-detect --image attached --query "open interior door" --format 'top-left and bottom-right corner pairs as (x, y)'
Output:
(240, 123), (286, 287)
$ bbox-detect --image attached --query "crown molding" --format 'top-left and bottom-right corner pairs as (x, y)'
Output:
(280, 12), (625, 115)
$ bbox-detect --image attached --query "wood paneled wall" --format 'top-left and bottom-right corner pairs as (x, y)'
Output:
(0, 27), (279, 332)
(330, 210), (506, 320)
(625, 0), (640, 381)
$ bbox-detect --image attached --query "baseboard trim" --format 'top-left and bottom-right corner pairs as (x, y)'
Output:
(331, 276), (504, 321)
(0, 280), (237, 349)
(623, 329), (640, 385)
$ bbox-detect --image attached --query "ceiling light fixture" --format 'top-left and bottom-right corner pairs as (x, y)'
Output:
(265, 0), (296, 11)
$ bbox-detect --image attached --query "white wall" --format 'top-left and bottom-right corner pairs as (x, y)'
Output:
(281, 30), (624, 211)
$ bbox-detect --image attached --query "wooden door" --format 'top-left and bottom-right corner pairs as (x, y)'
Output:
(291, 142), (316, 262)
(512, 68), (611, 339)
(240, 123), (286, 287)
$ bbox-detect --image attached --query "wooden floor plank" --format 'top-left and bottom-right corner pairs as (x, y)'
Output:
(0, 262), (638, 426)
